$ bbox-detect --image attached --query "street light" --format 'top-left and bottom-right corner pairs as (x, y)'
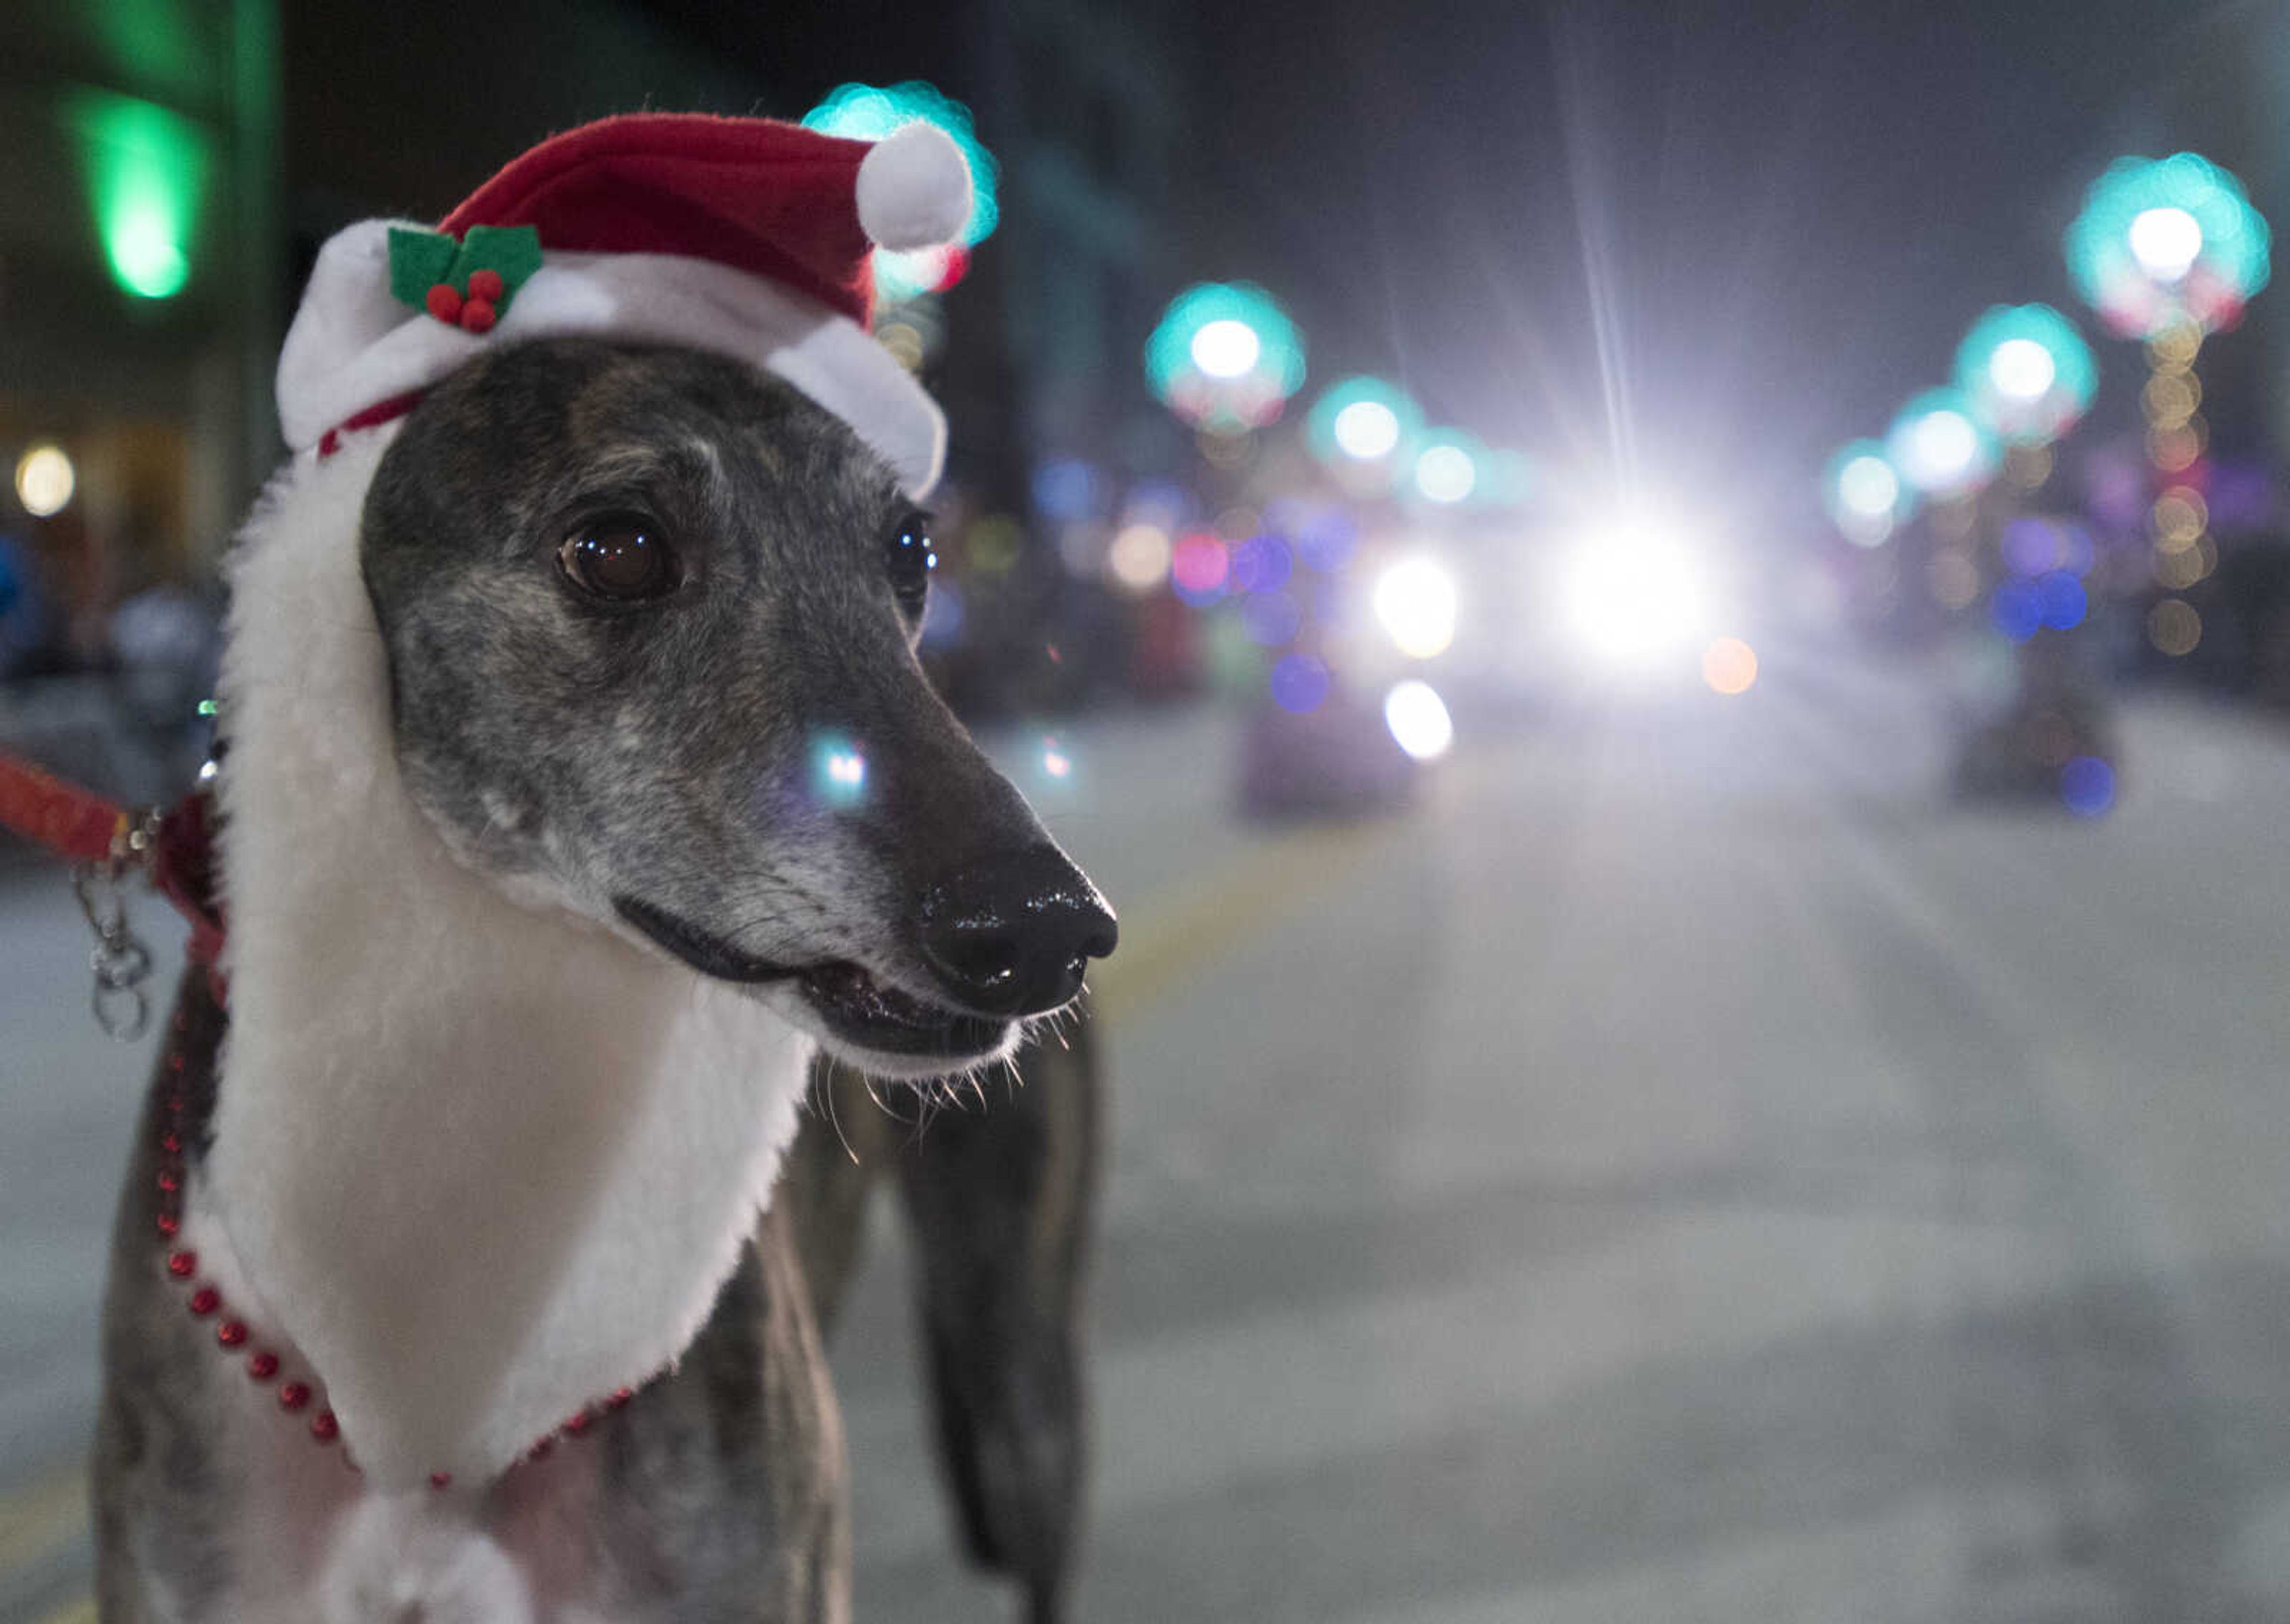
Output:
(1825, 439), (1907, 547)
(1886, 389), (1996, 501)
(1145, 282), (1307, 432)
(1952, 304), (2097, 446)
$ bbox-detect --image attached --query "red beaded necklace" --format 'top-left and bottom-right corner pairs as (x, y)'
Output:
(151, 1005), (637, 1492)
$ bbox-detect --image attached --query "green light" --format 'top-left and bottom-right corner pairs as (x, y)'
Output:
(1144, 283), (1306, 431)
(68, 89), (209, 301)
(802, 82), (999, 250)
(1951, 304), (2097, 445)
(1824, 438), (1910, 546)
(2065, 152), (2270, 337)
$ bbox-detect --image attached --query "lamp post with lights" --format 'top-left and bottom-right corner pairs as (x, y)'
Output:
(2066, 153), (2270, 655)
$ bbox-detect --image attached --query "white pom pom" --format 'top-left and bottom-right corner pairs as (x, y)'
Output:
(856, 123), (973, 252)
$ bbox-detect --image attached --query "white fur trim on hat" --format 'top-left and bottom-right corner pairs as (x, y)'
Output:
(276, 221), (948, 497)
(855, 122), (973, 251)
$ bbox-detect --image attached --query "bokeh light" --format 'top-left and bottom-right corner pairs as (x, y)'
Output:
(1107, 523), (1171, 594)
(2148, 597), (2202, 656)
(1170, 532), (1230, 605)
(1269, 652), (1332, 715)
(1372, 557), (1460, 659)
(1954, 305), (2098, 445)
(69, 90), (211, 301)
(1887, 390), (1997, 499)
(1240, 590), (1303, 647)
(1825, 441), (1908, 547)
(14, 444), (75, 516)
(1145, 283), (1307, 432)
(1228, 533), (1294, 595)
(1411, 432), (1481, 505)
(2066, 152), (2270, 337)
(1992, 579), (2044, 643)
(1307, 376), (1423, 471)
(1383, 680), (1454, 761)
(2060, 755), (2115, 818)
(1701, 637), (1758, 696)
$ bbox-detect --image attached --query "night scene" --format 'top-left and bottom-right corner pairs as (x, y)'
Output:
(5, 2), (2290, 1621)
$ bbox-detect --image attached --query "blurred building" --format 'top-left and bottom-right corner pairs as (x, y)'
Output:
(2, 0), (1204, 721)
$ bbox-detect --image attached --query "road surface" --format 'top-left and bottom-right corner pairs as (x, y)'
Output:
(6, 653), (2290, 1622)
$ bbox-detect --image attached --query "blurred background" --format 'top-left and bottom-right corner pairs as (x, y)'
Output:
(11, 0), (2290, 1619)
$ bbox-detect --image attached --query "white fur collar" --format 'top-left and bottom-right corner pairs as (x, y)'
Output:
(209, 436), (815, 1490)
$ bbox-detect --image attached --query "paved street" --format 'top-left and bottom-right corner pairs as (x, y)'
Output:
(9, 655), (2290, 1620)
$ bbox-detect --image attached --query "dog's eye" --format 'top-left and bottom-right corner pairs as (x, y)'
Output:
(886, 513), (935, 620)
(560, 515), (679, 602)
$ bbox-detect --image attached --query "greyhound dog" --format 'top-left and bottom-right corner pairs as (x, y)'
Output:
(93, 336), (1114, 1621)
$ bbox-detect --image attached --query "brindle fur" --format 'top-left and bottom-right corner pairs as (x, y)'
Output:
(94, 337), (1104, 1621)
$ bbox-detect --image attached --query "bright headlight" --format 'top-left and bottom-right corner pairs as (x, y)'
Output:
(1372, 557), (1459, 660)
(1562, 523), (1709, 670)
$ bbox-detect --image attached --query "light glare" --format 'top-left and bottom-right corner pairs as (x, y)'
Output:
(1836, 454), (1899, 519)
(1372, 557), (1460, 659)
(1565, 526), (1709, 670)
(1383, 680), (1453, 761)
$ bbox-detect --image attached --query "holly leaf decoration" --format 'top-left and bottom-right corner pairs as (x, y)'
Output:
(387, 228), (459, 308)
(388, 224), (544, 319)
(450, 227), (543, 317)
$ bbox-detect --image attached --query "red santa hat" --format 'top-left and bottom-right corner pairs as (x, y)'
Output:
(276, 111), (974, 495)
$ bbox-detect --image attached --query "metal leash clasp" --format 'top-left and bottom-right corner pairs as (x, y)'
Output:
(73, 808), (163, 1042)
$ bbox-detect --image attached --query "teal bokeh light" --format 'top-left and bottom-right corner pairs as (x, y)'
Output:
(1306, 376), (1422, 465)
(1144, 282), (1307, 431)
(1952, 304), (2097, 445)
(1886, 388), (1997, 501)
(1824, 439), (1910, 547)
(2065, 152), (2270, 337)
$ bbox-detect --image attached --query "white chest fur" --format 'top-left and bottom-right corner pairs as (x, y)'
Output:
(208, 438), (817, 1490)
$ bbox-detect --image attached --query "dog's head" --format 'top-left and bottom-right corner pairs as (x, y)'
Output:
(358, 337), (1115, 1077)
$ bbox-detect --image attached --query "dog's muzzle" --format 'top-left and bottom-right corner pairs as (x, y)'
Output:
(913, 843), (1118, 1019)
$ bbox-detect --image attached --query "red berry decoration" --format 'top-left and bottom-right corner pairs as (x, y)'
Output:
(247, 1351), (280, 1381)
(278, 1381), (311, 1412)
(187, 1287), (221, 1317)
(429, 1471), (454, 1491)
(467, 268), (504, 302)
(425, 283), (463, 324)
(216, 1320), (248, 1349)
(310, 1409), (341, 1442)
(459, 298), (497, 335)
(167, 1250), (197, 1278)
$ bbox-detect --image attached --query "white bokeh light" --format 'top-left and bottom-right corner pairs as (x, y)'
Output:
(1331, 399), (1402, 460)
(1372, 557), (1460, 660)
(2128, 206), (2204, 284)
(1836, 454), (1901, 519)
(14, 444), (74, 517)
(1383, 680), (1454, 761)
(1903, 409), (1979, 491)
(1988, 337), (2057, 402)
(1190, 318), (1262, 380)
(1413, 444), (1477, 504)
(1106, 522), (1172, 593)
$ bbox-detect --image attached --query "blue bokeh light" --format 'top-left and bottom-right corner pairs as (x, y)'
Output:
(1229, 534), (1294, 595)
(2037, 571), (2087, 631)
(1992, 580), (2044, 642)
(2061, 755), (2115, 817)
(1268, 652), (1331, 714)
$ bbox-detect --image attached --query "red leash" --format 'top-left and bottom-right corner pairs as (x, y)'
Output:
(0, 753), (227, 1031)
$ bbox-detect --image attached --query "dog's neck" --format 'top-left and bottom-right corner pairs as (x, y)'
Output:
(206, 435), (816, 1490)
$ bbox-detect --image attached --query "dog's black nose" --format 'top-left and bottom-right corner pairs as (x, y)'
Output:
(917, 845), (1118, 1018)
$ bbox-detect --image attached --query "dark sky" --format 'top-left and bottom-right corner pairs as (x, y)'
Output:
(1187, 0), (2272, 528)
